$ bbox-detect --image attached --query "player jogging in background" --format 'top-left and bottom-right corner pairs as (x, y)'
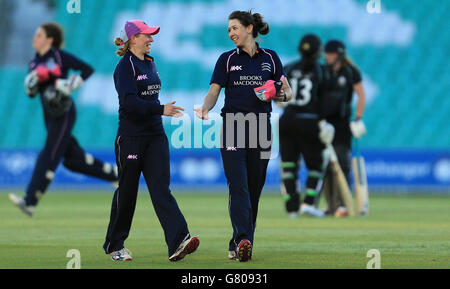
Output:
(194, 10), (292, 262)
(278, 34), (335, 218)
(103, 20), (199, 262)
(322, 40), (367, 217)
(9, 22), (118, 217)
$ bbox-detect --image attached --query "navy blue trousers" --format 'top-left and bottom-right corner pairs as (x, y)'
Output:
(25, 105), (118, 206)
(103, 134), (190, 257)
(220, 114), (271, 251)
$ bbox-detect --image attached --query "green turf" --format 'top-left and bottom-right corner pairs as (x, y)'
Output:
(0, 191), (449, 269)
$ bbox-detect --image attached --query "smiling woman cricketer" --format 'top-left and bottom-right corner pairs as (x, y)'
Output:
(195, 11), (292, 262)
(103, 20), (199, 262)
(9, 22), (119, 217)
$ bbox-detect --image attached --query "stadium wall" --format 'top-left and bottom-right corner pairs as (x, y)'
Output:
(1, 148), (448, 193)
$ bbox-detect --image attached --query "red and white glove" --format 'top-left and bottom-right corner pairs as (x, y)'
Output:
(35, 64), (62, 83)
(24, 70), (39, 96)
(24, 64), (63, 97)
(254, 75), (285, 102)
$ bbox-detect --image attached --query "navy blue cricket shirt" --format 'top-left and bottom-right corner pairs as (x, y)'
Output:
(114, 50), (164, 136)
(210, 43), (286, 116)
(28, 47), (94, 117)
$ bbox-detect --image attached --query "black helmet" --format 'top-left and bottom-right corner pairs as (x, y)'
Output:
(324, 40), (346, 56)
(298, 34), (322, 57)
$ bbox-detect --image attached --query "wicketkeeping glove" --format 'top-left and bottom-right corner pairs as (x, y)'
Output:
(254, 75), (285, 102)
(350, 118), (367, 139)
(55, 74), (84, 96)
(24, 70), (39, 97)
(318, 120), (335, 145)
(43, 85), (73, 117)
(35, 64), (62, 83)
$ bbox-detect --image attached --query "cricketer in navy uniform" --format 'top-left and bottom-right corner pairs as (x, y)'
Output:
(9, 22), (118, 217)
(103, 20), (199, 262)
(195, 11), (292, 262)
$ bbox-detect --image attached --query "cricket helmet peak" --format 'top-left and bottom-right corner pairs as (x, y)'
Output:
(298, 34), (322, 57)
(325, 40), (346, 55)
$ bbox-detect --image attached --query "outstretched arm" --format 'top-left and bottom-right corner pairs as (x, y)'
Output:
(193, 83), (221, 120)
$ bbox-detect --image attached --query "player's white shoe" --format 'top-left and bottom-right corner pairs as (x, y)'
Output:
(8, 193), (35, 217)
(169, 234), (200, 262)
(300, 203), (325, 218)
(288, 212), (299, 218)
(110, 248), (133, 261)
(334, 206), (348, 217)
(111, 181), (119, 189)
(228, 250), (237, 260)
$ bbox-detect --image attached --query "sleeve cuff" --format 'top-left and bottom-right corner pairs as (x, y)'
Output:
(157, 104), (164, 115)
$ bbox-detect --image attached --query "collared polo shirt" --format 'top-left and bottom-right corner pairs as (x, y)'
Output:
(114, 50), (164, 136)
(210, 43), (286, 116)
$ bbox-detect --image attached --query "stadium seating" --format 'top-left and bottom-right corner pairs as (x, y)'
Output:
(0, 0), (448, 149)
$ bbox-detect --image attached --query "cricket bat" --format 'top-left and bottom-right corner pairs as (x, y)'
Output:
(352, 140), (369, 216)
(326, 144), (355, 216)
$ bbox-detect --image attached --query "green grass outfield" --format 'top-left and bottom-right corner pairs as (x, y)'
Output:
(0, 191), (449, 269)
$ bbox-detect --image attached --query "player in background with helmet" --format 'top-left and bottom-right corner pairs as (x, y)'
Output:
(322, 40), (367, 217)
(9, 22), (118, 217)
(278, 34), (335, 218)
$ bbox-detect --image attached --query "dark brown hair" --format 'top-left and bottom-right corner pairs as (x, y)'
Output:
(342, 57), (355, 68)
(228, 10), (269, 38)
(40, 22), (64, 49)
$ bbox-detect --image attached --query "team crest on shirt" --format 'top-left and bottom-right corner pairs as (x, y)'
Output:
(44, 58), (58, 70)
(338, 75), (347, 86)
(31, 58), (57, 70)
(261, 62), (271, 72)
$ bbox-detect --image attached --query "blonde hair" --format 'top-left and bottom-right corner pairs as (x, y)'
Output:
(114, 37), (130, 57)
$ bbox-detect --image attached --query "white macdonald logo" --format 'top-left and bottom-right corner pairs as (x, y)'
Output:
(233, 75), (264, 86)
(140, 84), (161, 96)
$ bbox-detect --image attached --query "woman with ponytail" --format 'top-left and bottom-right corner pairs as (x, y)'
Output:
(103, 20), (199, 262)
(322, 40), (367, 217)
(194, 10), (292, 262)
(9, 22), (119, 216)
